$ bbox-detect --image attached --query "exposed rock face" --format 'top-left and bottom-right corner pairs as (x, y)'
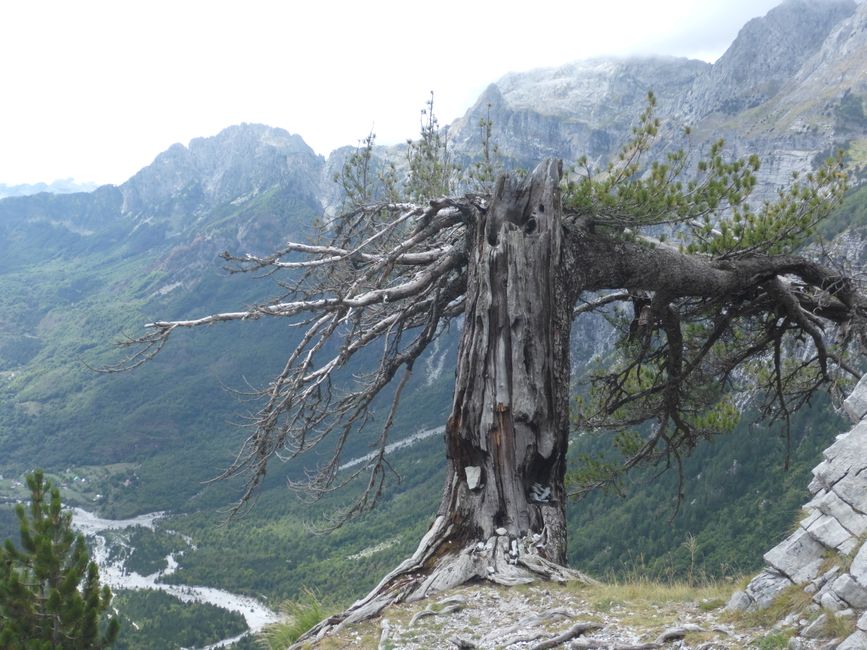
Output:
(322, 580), (784, 649)
(117, 123), (325, 281)
(781, 0), (867, 127)
(844, 375), (867, 422)
(435, 0), (867, 204)
(447, 57), (709, 170)
(121, 123), (323, 222)
(729, 376), (867, 647)
(679, 0), (856, 120)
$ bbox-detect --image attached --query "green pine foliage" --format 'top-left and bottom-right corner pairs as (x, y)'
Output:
(563, 91), (847, 256)
(0, 470), (119, 649)
(405, 92), (459, 201)
(561, 92), (852, 498)
(464, 102), (502, 192)
(332, 131), (401, 206)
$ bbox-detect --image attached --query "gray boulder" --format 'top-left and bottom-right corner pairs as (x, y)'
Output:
(843, 375), (867, 423)
(764, 528), (827, 583)
(838, 629), (867, 649)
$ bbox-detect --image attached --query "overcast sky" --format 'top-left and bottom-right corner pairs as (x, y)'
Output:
(1, 0), (785, 186)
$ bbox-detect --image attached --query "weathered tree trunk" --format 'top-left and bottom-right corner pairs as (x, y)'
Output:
(299, 160), (591, 643)
(441, 157), (576, 562)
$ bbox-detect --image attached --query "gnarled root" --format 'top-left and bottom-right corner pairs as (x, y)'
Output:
(295, 516), (597, 646)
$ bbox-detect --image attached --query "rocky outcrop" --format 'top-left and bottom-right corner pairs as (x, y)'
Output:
(771, 0), (867, 131)
(320, 580), (777, 649)
(116, 124), (325, 279)
(679, 0), (856, 120)
(438, 0), (867, 204)
(730, 375), (867, 647)
(120, 123), (323, 221)
(447, 57), (709, 170)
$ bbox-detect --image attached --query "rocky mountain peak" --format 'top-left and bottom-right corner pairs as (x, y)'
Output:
(681, 0), (857, 119)
(120, 123), (322, 218)
(494, 56), (709, 119)
(790, 0), (867, 95)
(440, 0), (867, 205)
(448, 56), (709, 169)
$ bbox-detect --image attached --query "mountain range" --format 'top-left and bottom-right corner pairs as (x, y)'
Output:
(0, 179), (98, 199)
(1, 0), (866, 646)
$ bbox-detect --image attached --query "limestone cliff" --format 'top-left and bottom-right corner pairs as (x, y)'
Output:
(730, 375), (867, 648)
(434, 0), (867, 202)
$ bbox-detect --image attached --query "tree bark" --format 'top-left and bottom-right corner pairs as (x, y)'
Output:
(441, 157), (576, 562)
(299, 161), (591, 643)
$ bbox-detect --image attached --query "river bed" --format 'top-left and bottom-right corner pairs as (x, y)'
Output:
(71, 508), (281, 647)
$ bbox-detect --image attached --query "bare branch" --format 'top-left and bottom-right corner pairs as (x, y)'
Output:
(573, 291), (631, 317)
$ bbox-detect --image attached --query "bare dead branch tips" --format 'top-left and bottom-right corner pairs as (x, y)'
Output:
(202, 261), (464, 518)
(321, 201), (421, 231)
(92, 329), (174, 373)
(224, 244), (456, 272)
(312, 365), (414, 533)
(138, 249), (464, 339)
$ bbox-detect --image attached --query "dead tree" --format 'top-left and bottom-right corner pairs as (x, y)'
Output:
(122, 104), (865, 637)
